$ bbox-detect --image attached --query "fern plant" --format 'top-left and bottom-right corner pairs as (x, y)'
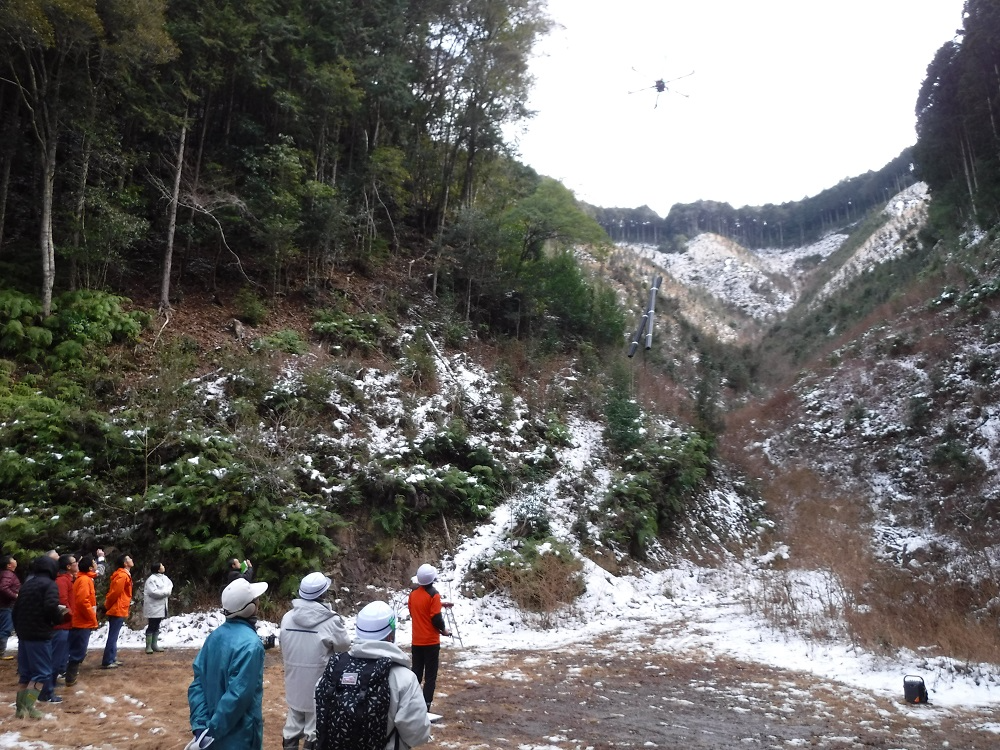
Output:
(0, 289), (149, 369)
(0, 290), (52, 361)
(150, 456), (340, 596)
(600, 433), (713, 557)
(312, 308), (395, 354)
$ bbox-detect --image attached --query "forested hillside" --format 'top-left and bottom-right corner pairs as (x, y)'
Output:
(0, 0), (617, 341)
(591, 149), (918, 250)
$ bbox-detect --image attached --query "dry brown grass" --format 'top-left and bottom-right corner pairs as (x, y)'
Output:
(632, 363), (695, 424)
(717, 391), (801, 483)
(739, 464), (1000, 664)
(846, 569), (1000, 663)
(490, 552), (585, 629)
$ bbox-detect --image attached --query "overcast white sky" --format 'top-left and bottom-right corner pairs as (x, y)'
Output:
(507, 0), (967, 216)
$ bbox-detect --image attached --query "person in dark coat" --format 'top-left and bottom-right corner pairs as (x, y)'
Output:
(0, 555), (20, 659)
(39, 554), (77, 702)
(12, 556), (65, 719)
(225, 557), (254, 586)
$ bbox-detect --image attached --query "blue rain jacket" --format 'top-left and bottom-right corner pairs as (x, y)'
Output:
(188, 618), (265, 749)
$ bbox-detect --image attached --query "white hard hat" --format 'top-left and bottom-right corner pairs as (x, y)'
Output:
(298, 572), (332, 600)
(355, 601), (396, 641)
(416, 563), (437, 586)
(221, 578), (268, 616)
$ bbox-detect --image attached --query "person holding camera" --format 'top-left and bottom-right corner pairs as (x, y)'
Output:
(226, 557), (254, 586)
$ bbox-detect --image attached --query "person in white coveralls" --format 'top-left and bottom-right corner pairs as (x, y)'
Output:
(143, 562), (173, 654)
(279, 572), (351, 750)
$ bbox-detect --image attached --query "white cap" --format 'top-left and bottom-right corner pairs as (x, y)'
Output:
(298, 572), (332, 600)
(221, 578), (268, 616)
(355, 601), (396, 641)
(416, 563), (437, 586)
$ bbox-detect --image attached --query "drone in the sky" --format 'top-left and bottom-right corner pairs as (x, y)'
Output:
(629, 70), (694, 108)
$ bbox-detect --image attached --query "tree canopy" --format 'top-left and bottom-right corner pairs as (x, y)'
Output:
(914, 0), (1000, 229)
(0, 0), (622, 341)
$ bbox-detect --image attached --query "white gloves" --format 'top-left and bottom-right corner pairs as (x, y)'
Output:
(184, 729), (215, 749)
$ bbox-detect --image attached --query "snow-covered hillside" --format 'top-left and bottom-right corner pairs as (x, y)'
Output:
(815, 182), (931, 302)
(8, 411), (998, 750)
(631, 234), (798, 323)
(747, 287), (1000, 580)
(616, 184), (930, 342)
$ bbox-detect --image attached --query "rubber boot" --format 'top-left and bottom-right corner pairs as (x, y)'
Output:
(14, 689), (25, 718)
(22, 689), (43, 719)
(152, 633), (164, 652)
(145, 634), (154, 654)
(65, 660), (81, 686)
(302, 739), (316, 750)
(281, 736), (300, 750)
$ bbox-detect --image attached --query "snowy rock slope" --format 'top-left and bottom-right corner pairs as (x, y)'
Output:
(616, 184), (930, 342)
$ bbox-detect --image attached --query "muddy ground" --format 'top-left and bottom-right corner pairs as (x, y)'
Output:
(0, 630), (996, 749)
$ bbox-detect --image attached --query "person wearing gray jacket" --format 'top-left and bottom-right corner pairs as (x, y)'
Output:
(279, 572), (350, 750)
(143, 563), (173, 654)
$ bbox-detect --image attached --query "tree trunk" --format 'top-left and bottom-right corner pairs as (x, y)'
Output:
(0, 93), (17, 255)
(431, 182), (451, 297)
(0, 147), (10, 253)
(40, 137), (58, 317)
(460, 118), (478, 208)
(465, 275), (472, 322)
(161, 116), (188, 313)
(69, 134), (92, 290)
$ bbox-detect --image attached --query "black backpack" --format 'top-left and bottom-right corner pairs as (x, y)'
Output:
(315, 652), (398, 750)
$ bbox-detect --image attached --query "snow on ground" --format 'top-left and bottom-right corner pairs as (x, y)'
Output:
(11, 417), (997, 731)
(814, 182), (930, 302)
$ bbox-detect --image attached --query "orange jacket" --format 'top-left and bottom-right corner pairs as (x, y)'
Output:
(71, 572), (98, 630)
(54, 572), (75, 631)
(408, 585), (444, 646)
(104, 567), (133, 617)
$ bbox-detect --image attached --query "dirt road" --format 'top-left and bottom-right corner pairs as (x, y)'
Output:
(0, 634), (995, 749)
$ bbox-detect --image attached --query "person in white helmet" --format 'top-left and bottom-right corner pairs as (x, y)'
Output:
(186, 577), (269, 750)
(407, 563), (450, 711)
(314, 600), (430, 750)
(279, 572), (350, 750)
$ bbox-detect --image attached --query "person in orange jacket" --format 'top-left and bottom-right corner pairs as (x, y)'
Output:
(101, 554), (133, 669)
(66, 555), (99, 685)
(407, 563), (451, 712)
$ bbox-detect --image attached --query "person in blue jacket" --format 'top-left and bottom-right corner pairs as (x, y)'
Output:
(186, 577), (269, 750)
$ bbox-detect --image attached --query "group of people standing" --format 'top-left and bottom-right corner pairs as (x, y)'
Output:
(1, 549), (174, 718)
(3, 547), (454, 749)
(187, 561), (453, 750)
